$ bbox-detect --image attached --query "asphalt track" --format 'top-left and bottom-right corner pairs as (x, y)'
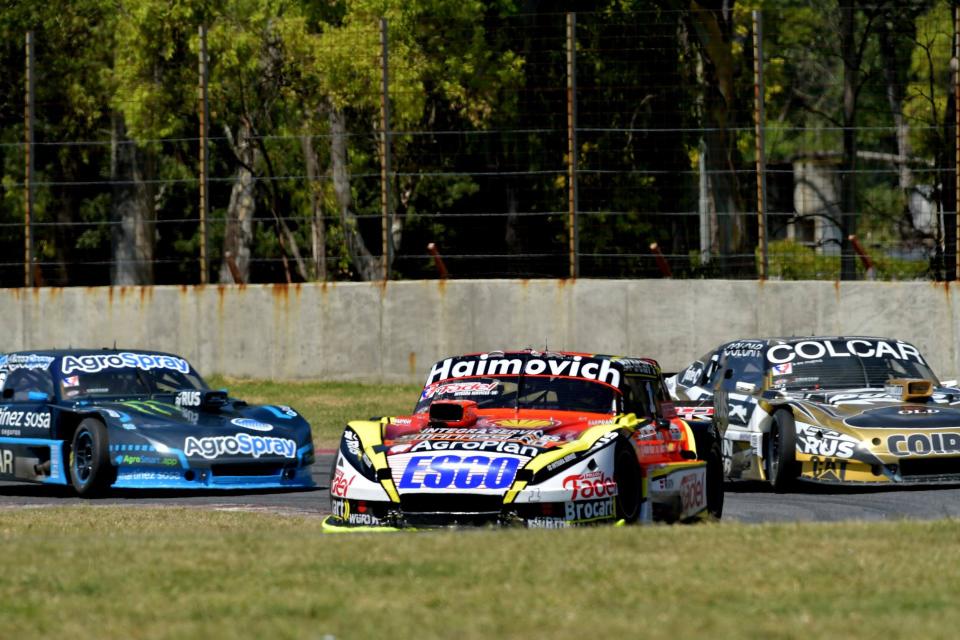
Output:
(2, 452), (960, 524)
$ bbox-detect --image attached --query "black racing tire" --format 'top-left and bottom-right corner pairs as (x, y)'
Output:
(613, 439), (642, 523)
(691, 424), (724, 519)
(766, 410), (799, 492)
(69, 418), (115, 496)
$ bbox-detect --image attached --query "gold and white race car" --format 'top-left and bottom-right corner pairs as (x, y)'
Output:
(667, 336), (960, 489)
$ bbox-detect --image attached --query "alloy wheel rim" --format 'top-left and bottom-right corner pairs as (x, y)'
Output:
(74, 431), (94, 483)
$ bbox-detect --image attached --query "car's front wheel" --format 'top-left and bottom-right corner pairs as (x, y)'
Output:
(692, 424), (724, 519)
(613, 439), (642, 523)
(70, 418), (115, 496)
(766, 410), (798, 492)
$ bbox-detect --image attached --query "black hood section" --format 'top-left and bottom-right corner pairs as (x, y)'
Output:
(844, 405), (960, 430)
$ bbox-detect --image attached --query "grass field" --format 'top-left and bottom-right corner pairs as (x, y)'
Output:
(5, 379), (957, 638)
(207, 376), (421, 448)
(1, 507), (959, 639)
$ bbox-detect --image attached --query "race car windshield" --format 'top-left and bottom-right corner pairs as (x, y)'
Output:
(415, 376), (618, 414)
(767, 340), (939, 391)
(60, 367), (208, 400)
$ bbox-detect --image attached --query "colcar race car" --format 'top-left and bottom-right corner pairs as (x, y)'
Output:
(0, 349), (315, 495)
(325, 350), (723, 530)
(667, 336), (960, 489)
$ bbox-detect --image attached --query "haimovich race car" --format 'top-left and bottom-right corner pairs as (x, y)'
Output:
(325, 350), (722, 530)
(0, 349), (315, 495)
(667, 336), (960, 489)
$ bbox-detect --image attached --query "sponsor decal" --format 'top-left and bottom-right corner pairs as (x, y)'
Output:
(612, 358), (659, 376)
(654, 476), (675, 490)
(422, 381), (499, 400)
(406, 426), (559, 448)
(184, 433), (297, 459)
(728, 403), (749, 423)
(0, 449), (12, 474)
(426, 355), (621, 388)
(546, 453), (578, 472)
(0, 408), (50, 430)
(175, 391), (201, 407)
(767, 339), (925, 366)
(563, 470), (617, 500)
(61, 352), (190, 375)
(118, 471), (183, 481)
(564, 497), (614, 521)
(63, 375), (80, 388)
(332, 498), (383, 526)
(231, 418), (273, 432)
(6, 354), (55, 371)
(398, 454), (520, 490)
(116, 454), (179, 466)
(344, 430), (362, 457)
(887, 432), (960, 457)
(526, 516), (568, 529)
(681, 365), (703, 385)
(680, 472), (706, 514)
(796, 426), (857, 459)
(330, 468), (355, 498)
(407, 439), (539, 458)
(331, 498), (348, 519)
(808, 456), (848, 481)
(722, 341), (765, 359)
(489, 418), (558, 429)
(771, 363), (793, 376)
(899, 408), (940, 415)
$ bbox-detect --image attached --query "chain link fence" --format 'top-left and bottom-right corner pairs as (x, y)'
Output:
(1, 4), (957, 286)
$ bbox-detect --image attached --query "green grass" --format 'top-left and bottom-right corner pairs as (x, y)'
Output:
(207, 376), (421, 448)
(2, 507), (959, 639)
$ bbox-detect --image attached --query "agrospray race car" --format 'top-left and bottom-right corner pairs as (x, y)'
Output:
(668, 336), (960, 489)
(0, 349), (315, 495)
(325, 350), (723, 530)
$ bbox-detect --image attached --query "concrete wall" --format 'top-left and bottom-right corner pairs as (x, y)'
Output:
(1, 280), (958, 382)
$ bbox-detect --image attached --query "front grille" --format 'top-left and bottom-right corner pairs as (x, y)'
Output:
(400, 493), (505, 514)
(210, 463), (284, 477)
(899, 457), (960, 480)
(397, 493), (503, 526)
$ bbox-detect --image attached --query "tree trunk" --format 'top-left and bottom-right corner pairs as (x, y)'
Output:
(839, 0), (859, 280)
(220, 119), (257, 284)
(329, 105), (380, 281)
(301, 133), (327, 281)
(877, 13), (916, 222)
(110, 112), (154, 285)
(687, 1), (747, 275)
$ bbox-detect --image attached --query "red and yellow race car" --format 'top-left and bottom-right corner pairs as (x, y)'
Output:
(324, 350), (722, 530)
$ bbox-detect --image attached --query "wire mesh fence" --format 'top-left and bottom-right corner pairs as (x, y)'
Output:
(0, 3), (957, 286)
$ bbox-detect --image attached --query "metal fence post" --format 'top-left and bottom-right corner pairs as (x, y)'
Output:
(198, 25), (210, 285)
(566, 12), (579, 279)
(380, 17), (393, 281)
(752, 10), (769, 279)
(955, 5), (959, 281)
(24, 31), (35, 287)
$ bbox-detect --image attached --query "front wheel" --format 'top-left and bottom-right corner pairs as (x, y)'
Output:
(70, 418), (115, 496)
(692, 425), (724, 519)
(766, 410), (798, 492)
(613, 440), (642, 523)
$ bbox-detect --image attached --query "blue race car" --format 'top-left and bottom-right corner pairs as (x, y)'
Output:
(0, 349), (315, 495)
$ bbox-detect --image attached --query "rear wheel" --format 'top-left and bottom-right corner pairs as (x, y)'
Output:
(691, 424), (724, 519)
(613, 440), (642, 523)
(766, 410), (798, 492)
(69, 418), (115, 496)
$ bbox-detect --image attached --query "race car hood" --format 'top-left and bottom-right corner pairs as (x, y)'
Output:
(376, 409), (622, 496)
(68, 397), (312, 464)
(781, 388), (960, 467)
(383, 409), (615, 458)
